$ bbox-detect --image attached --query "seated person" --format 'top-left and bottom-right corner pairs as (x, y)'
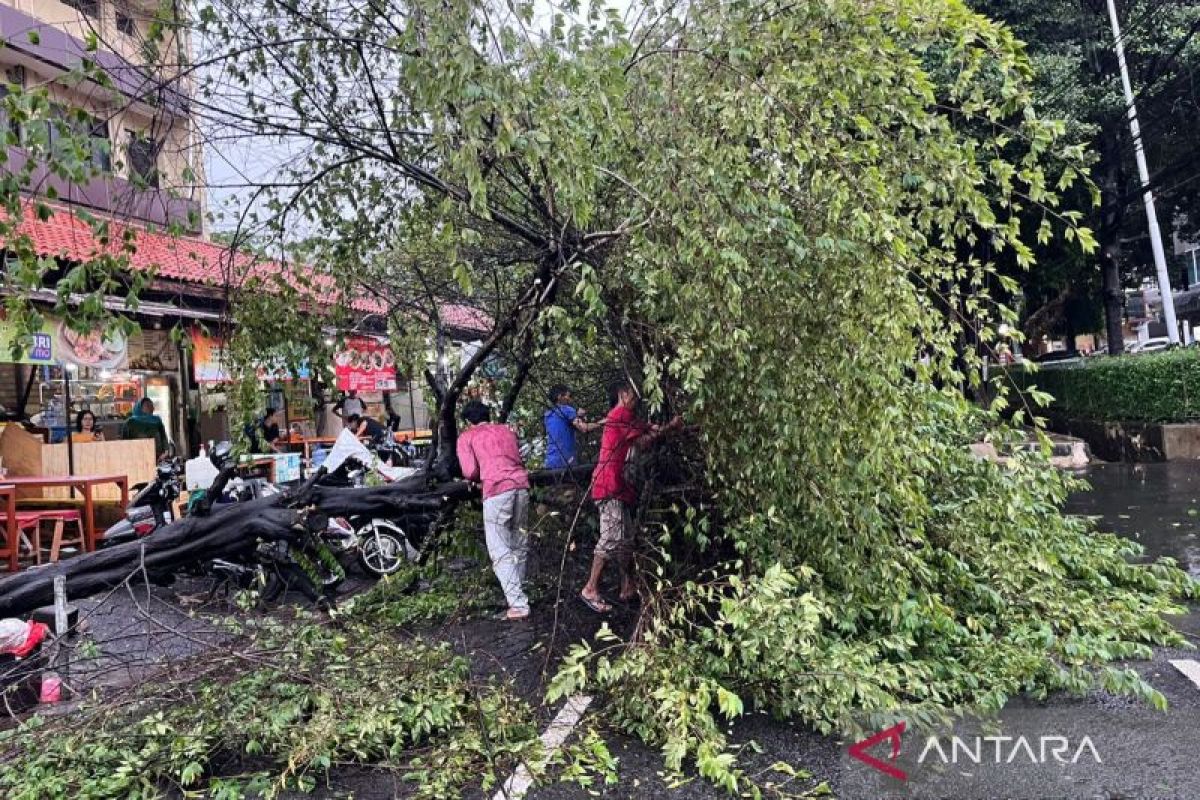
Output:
(121, 398), (169, 458)
(72, 410), (104, 443)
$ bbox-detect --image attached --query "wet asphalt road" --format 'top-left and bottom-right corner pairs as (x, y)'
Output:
(529, 463), (1200, 800)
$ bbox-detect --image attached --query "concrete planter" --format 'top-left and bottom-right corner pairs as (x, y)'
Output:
(1043, 413), (1200, 462)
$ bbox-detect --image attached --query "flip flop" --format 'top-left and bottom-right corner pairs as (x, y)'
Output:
(579, 593), (612, 614)
(496, 608), (530, 622)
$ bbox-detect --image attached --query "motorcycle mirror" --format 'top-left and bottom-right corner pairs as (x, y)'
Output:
(210, 441), (234, 467)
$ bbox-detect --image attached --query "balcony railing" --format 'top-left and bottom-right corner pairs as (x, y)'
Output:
(0, 4), (190, 118)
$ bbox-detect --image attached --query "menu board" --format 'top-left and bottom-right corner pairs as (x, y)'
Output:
(335, 337), (397, 392)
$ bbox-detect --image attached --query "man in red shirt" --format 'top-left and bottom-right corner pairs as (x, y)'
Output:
(457, 400), (532, 621)
(581, 380), (681, 613)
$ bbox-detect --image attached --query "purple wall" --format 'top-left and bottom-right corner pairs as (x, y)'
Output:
(0, 5), (198, 230)
(0, 3), (190, 118)
(10, 146), (201, 231)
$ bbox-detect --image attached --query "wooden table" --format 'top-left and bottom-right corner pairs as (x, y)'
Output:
(0, 486), (15, 573)
(1, 475), (129, 553)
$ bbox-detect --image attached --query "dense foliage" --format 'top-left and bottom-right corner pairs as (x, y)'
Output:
(1008, 349), (1200, 422)
(968, 0), (1200, 351)
(0, 583), (615, 799)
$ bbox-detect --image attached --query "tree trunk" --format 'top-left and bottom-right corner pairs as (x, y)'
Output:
(0, 465), (594, 618)
(1098, 130), (1128, 355)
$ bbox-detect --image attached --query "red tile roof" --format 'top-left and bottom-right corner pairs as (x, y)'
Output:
(5, 201), (494, 335)
(440, 303), (493, 336)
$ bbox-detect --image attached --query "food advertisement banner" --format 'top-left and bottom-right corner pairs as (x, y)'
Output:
(56, 319), (128, 369)
(335, 337), (397, 392)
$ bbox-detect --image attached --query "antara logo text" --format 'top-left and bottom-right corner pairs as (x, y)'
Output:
(849, 721), (1104, 781)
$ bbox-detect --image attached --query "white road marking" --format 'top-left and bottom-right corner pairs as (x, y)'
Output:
(1168, 659), (1200, 690)
(493, 693), (594, 800)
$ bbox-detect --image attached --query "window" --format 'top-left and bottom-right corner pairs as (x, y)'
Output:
(127, 131), (159, 188)
(116, 7), (136, 36)
(0, 67), (25, 144)
(62, 0), (100, 18)
(46, 106), (110, 172)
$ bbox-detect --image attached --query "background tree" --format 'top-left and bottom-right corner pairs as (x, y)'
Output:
(970, 0), (1200, 353)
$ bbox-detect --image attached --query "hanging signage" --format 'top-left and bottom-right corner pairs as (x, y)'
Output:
(192, 328), (312, 383)
(0, 316), (57, 365)
(55, 319), (128, 369)
(335, 337), (397, 392)
(192, 329), (231, 383)
(128, 328), (181, 372)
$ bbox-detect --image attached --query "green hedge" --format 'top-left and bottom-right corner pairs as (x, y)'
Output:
(1004, 348), (1200, 423)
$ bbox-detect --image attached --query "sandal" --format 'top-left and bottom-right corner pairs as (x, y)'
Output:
(579, 593), (612, 614)
(497, 608), (530, 621)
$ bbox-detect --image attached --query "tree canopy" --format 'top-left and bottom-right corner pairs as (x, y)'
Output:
(969, 0), (1200, 351)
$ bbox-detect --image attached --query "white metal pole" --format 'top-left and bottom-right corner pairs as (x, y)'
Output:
(1106, 0), (1179, 344)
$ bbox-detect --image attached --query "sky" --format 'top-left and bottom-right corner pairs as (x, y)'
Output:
(198, 0), (640, 238)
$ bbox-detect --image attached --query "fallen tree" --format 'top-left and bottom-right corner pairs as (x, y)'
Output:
(0, 466), (594, 618)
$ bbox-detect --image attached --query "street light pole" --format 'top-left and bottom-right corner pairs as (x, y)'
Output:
(1106, 0), (1179, 343)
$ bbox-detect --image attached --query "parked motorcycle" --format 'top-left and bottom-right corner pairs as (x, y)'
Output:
(311, 455), (423, 577)
(99, 459), (184, 548)
(186, 442), (344, 608)
(205, 510), (344, 608)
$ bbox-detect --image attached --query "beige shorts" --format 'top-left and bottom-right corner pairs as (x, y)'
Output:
(597, 499), (632, 555)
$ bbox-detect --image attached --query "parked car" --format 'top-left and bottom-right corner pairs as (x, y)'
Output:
(1033, 350), (1083, 368)
(1128, 337), (1171, 354)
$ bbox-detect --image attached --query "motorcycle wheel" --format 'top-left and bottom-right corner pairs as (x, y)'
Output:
(357, 519), (417, 576)
(261, 560), (341, 608)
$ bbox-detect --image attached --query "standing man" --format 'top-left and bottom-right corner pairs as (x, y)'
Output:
(457, 400), (532, 621)
(544, 384), (604, 469)
(244, 407), (285, 453)
(333, 389), (365, 426)
(580, 380), (680, 614)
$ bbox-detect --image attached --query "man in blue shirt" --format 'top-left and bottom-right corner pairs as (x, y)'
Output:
(543, 385), (603, 469)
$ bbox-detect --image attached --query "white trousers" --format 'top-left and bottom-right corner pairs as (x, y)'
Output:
(482, 489), (530, 611)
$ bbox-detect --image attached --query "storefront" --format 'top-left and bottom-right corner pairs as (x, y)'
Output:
(0, 315), (187, 450)
(191, 327), (318, 443)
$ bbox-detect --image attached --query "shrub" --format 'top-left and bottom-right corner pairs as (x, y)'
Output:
(1005, 349), (1200, 423)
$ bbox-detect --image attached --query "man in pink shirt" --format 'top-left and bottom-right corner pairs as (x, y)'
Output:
(457, 400), (532, 620)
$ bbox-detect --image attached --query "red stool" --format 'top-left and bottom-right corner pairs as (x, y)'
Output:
(19, 511), (85, 564)
(39, 510), (85, 563)
(13, 513), (44, 564)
